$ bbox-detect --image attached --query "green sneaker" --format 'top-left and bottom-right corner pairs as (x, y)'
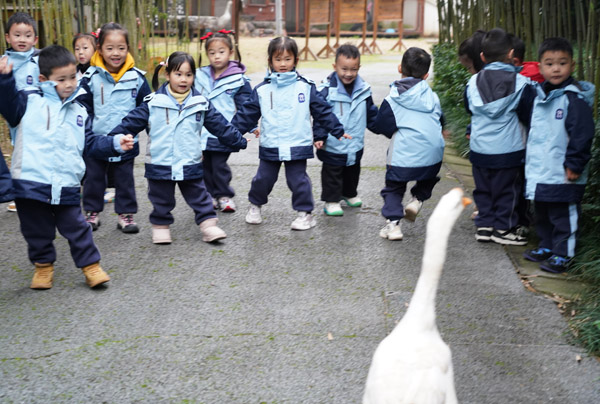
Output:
(324, 202), (344, 216)
(342, 196), (362, 207)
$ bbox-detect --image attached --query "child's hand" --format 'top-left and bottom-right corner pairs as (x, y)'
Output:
(253, 128), (260, 138)
(442, 129), (450, 139)
(566, 167), (580, 181)
(340, 133), (352, 140)
(0, 56), (13, 75)
(314, 140), (324, 149)
(120, 134), (135, 151)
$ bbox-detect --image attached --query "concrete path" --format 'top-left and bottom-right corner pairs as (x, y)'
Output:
(1, 56), (599, 403)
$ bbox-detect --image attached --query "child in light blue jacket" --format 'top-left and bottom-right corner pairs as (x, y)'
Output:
(195, 30), (252, 213)
(108, 52), (247, 245)
(232, 37), (350, 231)
(373, 47), (445, 241)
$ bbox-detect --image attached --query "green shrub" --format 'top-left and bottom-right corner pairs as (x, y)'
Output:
(432, 43), (472, 157)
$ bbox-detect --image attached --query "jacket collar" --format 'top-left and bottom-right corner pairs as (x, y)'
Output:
(266, 70), (298, 87)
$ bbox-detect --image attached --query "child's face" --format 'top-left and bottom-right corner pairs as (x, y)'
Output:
(40, 63), (78, 101)
(98, 32), (128, 73)
(74, 37), (95, 65)
(539, 50), (574, 85)
(5, 23), (37, 53)
(207, 40), (232, 75)
(333, 55), (360, 85)
(166, 61), (194, 94)
(458, 54), (477, 74)
(270, 50), (296, 73)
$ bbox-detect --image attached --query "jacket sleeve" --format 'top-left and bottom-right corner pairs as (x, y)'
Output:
(371, 100), (397, 139)
(231, 87), (262, 134)
(463, 86), (472, 115)
(233, 79), (253, 111)
(0, 72), (28, 127)
(76, 75), (94, 116)
(309, 83), (345, 138)
(365, 95), (380, 134)
(312, 86), (331, 142)
(564, 93), (595, 174)
(107, 101), (151, 137)
(136, 77), (152, 107)
(516, 84), (537, 129)
(84, 114), (121, 159)
(203, 101), (248, 150)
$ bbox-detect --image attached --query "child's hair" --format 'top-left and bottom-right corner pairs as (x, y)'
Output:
(152, 51), (197, 91)
(72, 33), (97, 50)
(199, 29), (241, 67)
(401, 47), (431, 79)
(335, 43), (360, 61)
(5, 12), (37, 36)
(510, 34), (525, 62)
(39, 45), (77, 78)
(267, 37), (298, 70)
(481, 28), (513, 63)
(538, 37), (573, 60)
(458, 29), (486, 72)
(97, 22), (129, 49)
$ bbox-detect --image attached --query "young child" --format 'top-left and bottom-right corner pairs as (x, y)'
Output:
(231, 37), (350, 230)
(194, 30), (251, 213)
(108, 51), (247, 244)
(372, 47), (445, 240)
(0, 45), (134, 289)
(314, 43), (378, 216)
(522, 37), (595, 273)
(458, 29), (486, 75)
(464, 28), (534, 245)
(3, 12), (40, 213)
(511, 34), (544, 83)
(73, 32), (96, 80)
(78, 22), (151, 233)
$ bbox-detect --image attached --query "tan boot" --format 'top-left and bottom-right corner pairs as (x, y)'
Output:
(81, 262), (110, 288)
(30, 263), (54, 289)
(199, 218), (226, 242)
(152, 224), (172, 244)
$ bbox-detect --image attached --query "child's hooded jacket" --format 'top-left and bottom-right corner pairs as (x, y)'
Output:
(0, 72), (126, 205)
(194, 60), (252, 152)
(107, 83), (247, 181)
(3, 47), (39, 89)
(232, 70), (345, 161)
(314, 72), (378, 166)
(373, 77), (445, 182)
(525, 78), (595, 203)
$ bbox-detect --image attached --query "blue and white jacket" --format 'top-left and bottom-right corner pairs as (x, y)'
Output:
(313, 72), (378, 166)
(195, 61), (252, 152)
(524, 78), (595, 203)
(107, 83), (247, 181)
(464, 62), (533, 168)
(78, 65), (151, 162)
(0, 73), (127, 205)
(232, 70), (345, 161)
(373, 78), (445, 182)
(3, 48), (39, 89)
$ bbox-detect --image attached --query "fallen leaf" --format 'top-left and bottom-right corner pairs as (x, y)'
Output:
(327, 332), (334, 341)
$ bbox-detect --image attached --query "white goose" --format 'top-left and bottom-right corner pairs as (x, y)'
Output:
(363, 188), (471, 404)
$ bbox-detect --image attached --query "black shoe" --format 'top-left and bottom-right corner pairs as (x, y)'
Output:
(475, 227), (493, 242)
(540, 255), (572, 274)
(491, 228), (528, 246)
(523, 247), (552, 262)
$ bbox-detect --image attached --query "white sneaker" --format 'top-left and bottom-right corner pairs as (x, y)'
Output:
(324, 202), (343, 216)
(245, 204), (262, 224)
(6, 201), (16, 212)
(291, 212), (317, 230)
(152, 225), (172, 244)
(218, 197), (236, 213)
(404, 197), (423, 222)
(379, 220), (403, 240)
(342, 196), (362, 207)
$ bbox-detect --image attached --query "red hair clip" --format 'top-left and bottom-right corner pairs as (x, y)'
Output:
(200, 31), (213, 41)
(218, 29), (234, 35)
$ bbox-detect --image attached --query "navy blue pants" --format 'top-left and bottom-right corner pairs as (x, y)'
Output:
(83, 157), (137, 214)
(472, 165), (522, 230)
(534, 200), (580, 257)
(147, 178), (216, 225)
(321, 162), (361, 202)
(249, 159), (314, 212)
(203, 151), (235, 199)
(15, 198), (101, 267)
(381, 177), (439, 221)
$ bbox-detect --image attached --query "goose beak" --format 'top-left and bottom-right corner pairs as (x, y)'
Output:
(462, 197), (472, 207)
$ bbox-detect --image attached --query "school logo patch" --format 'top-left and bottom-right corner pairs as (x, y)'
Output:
(555, 108), (564, 120)
(26, 75), (33, 85)
(298, 93), (305, 103)
(76, 115), (84, 127)
(131, 88), (138, 98)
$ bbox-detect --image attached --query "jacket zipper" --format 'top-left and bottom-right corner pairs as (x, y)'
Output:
(340, 103), (343, 116)
(46, 105), (50, 130)
(270, 92), (273, 109)
(101, 83), (104, 105)
(166, 109), (169, 125)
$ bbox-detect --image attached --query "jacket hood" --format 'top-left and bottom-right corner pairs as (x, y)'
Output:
(39, 81), (86, 104)
(265, 70), (298, 87)
(5, 48), (36, 70)
(328, 72), (368, 97)
(542, 77), (596, 108)
(388, 78), (436, 112)
(469, 62), (526, 118)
